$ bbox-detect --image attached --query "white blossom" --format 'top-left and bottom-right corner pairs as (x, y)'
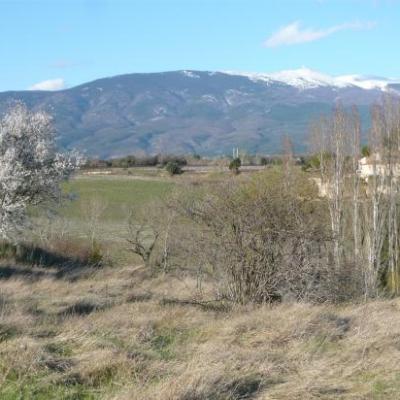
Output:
(0, 103), (82, 240)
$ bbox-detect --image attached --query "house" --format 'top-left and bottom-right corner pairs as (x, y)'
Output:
(357, 154), (400, 180)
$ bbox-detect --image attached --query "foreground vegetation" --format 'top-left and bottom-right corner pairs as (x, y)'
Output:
(1, 262), (400, 399)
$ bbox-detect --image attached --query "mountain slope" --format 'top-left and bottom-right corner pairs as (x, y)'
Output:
(0, 70), (398, 158)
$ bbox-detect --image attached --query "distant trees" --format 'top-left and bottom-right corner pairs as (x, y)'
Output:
(0, 104), (82, 240)
(91, 154), (188, 169)
(84, 153), (298, 170)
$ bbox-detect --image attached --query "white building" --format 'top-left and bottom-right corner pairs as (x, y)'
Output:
(357, 154), (400, 180)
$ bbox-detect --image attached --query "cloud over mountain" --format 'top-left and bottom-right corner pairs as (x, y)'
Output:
(264, 21), (376, 48)
(29, 78), (65, 91)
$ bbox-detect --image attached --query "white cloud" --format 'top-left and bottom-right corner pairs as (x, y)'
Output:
(264, 20), (376, 48)
(29, 78), (65, 91)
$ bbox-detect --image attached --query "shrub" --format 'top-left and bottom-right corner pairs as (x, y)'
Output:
(88, 240), (104, 266)
(361, 144), (371, 157)
(165, 161), (182, 176)
(0, 239), (104, 268)
(229, 157), (241, 174)
(175, 170), (362, 304)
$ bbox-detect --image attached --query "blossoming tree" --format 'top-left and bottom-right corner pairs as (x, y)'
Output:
(0, 103), (82, 240)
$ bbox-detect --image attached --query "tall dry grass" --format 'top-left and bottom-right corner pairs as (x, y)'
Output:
(1, 261), (400, 399)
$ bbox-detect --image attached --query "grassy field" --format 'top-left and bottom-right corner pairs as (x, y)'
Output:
(33, 175), (175, 266)
(1, 263), (400, 399)
(62, 175), (174, 221)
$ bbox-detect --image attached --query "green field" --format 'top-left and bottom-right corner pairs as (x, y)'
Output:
(30, 176), (176, 265)
(62, 176), (174, 221)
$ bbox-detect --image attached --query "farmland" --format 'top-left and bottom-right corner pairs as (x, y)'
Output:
(63, 175), (174, 220)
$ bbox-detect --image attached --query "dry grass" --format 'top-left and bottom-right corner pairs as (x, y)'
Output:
(1, 262), (400, 399)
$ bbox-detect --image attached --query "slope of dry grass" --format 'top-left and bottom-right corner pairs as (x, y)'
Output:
(1, 261), (400, 400)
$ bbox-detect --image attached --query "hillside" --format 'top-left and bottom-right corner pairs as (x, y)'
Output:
(0, 69), (398, 158)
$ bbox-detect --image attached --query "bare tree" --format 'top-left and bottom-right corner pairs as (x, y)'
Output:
(282, 134), (295, 192)
(362, 103), (390, 296)
(365, 96), (400, 296)
(312, 105), (351, 272)
(81, 196), (108, 250)
(351, 106), (362, 271)
(127, 210), (159, 267)
(384, 96), (400, 295)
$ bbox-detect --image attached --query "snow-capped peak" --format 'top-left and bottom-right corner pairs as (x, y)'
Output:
(334, 74), (397, 90)
(266, 68), (339, 89)
(223, 68), (400, 91)
(181, 70), (200, 79)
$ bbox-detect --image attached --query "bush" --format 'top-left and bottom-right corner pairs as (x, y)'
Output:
(87, 240), (104, 266)
(165, 161), (182, 176)
(229, 157), (241, 174)
(0, 239), (104, 268)
(175, 170), (362, 304)
(361, 145), (371, 157)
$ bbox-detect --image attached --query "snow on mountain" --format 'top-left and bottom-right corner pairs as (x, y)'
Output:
(181, 70), (200, 79)
(223, 68), (400, 91)
(334, 74), (399, 91)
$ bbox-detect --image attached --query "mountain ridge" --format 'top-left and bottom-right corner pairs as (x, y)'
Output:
(222, 68), (400, 91)
(0, 69), (397, 158)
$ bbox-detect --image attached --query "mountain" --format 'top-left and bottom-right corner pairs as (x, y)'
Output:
(0, 69), (399, 158)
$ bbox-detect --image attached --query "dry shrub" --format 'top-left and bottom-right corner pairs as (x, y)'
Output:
(173, 170), (364, 304)
(0, 238), (104, 268)
(48, 238), (104, 267)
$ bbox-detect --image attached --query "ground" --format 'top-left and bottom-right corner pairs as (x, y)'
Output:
(1, 264), (400, 399)
(1, 170), (400, 399)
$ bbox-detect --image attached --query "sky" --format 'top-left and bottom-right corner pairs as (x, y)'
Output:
(0, 0), (399, 92)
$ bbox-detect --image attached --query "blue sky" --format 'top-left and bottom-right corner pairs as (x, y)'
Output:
(1, 0), (399, 91)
